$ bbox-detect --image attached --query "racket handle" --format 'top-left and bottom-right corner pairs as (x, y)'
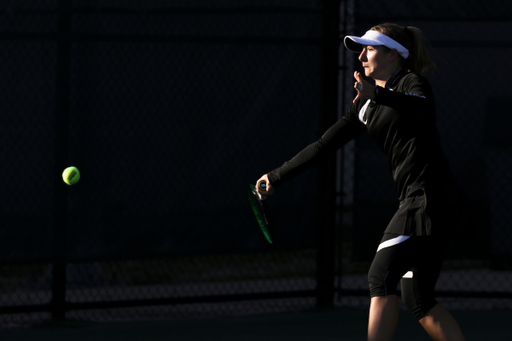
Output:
(257, 180), (267, 200)
(258, 180), (267, 191)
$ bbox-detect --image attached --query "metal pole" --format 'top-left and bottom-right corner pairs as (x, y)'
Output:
(316, 0), (341, 307)
(51, 0), (72, 320)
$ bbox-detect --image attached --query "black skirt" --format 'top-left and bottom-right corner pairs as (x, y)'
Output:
(384, 187), (469, 237)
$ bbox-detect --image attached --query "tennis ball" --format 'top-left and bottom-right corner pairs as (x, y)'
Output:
(62, 166), (80, 185)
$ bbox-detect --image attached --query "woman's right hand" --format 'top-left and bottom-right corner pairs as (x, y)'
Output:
(255, 174), (275, 197)
(353, 71), (375, 103)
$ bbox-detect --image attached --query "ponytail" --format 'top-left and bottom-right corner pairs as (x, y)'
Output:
(370, 23), (435, 75)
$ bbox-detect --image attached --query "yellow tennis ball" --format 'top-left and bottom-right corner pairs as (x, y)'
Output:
(62, 166), (80, 185)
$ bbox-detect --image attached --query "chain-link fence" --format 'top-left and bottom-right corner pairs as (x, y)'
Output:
(0, 0), (337, 329)
(1, 0), (512, 330)
(336, 0), (512, 311)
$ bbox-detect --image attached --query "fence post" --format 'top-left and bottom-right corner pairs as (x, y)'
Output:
(51, 0), (72, 320)
(315, 0), (341, 307)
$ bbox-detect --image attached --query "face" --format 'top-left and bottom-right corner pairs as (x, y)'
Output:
(358, 45), (394, 82)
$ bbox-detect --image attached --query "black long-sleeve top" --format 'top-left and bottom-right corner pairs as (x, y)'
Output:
(267, 70), (455, 202)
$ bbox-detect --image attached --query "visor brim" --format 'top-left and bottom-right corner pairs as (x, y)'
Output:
(344, 35), (382, 53)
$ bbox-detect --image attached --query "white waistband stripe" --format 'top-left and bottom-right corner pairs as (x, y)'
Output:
(402, 271), (413, 278)
(376, 235), (410, 252)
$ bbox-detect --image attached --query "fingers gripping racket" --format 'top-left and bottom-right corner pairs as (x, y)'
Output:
(247, 181), (275, 244)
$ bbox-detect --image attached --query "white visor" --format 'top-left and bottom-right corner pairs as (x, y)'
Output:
(344, 30), (409, 59)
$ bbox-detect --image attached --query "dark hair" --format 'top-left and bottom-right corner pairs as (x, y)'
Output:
(371, 23), (435, 75)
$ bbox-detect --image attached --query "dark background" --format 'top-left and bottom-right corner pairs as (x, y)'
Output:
(0, 1), (322, 262)
(0, 0), (511, 327)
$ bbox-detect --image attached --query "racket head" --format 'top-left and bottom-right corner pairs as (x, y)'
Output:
(248, 184), (275, 244)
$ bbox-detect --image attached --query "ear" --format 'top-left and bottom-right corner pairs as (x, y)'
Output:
(388, 49), (400, 62)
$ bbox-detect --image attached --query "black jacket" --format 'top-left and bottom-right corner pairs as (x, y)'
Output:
(268, 70), (456, 202)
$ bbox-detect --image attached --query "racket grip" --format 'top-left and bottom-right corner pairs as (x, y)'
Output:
(257, 180), (267, 200)
(258, 180), (267, 191)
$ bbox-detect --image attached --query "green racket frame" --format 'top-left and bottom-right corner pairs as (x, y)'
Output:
(248, 183), (275, 244)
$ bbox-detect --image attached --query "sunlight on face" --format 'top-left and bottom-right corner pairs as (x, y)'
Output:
(358, 45), (395, 84)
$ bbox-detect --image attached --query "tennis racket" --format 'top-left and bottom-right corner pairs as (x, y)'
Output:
(247, 181), (275, 244)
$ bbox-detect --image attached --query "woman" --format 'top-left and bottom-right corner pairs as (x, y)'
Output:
(256, 23), (466, 341)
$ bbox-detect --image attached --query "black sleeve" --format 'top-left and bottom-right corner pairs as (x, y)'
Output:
(374, 74), (435, 114)
(267, 117), (366, 188)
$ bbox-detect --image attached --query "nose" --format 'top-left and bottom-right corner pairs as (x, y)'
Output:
(358, 48), (367, 62)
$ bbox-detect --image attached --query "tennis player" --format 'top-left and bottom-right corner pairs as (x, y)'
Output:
(256, 23), (466, 341)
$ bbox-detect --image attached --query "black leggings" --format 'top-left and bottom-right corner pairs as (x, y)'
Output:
(368, 233), (445, 320)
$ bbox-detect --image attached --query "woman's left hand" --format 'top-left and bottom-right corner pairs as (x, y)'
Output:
(353, 71), (375, 103)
